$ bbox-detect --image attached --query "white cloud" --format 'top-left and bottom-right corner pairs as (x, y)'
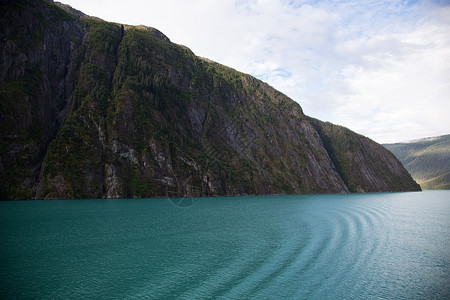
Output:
(321, 3), (450, 143)
(61, 0), (450, 143)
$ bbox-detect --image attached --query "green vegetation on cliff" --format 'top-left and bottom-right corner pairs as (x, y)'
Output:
(0, 0), (84, 199)
(311, 120), (421, 192)
(0, 0), (420, 199)
(384, 135), (450, 190)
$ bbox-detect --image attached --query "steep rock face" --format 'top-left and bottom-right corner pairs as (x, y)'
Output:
(0, 0), (420, 199)
(0, 0), (85, 198)
(311, 120), (421, 192)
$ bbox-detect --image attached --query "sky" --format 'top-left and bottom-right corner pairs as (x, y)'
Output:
(61, 0), (450, 143)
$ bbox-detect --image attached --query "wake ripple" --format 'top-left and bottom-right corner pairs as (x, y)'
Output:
(222, 199), (392, 299)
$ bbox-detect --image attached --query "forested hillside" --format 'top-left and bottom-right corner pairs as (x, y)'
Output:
(384, 135), (450, 190)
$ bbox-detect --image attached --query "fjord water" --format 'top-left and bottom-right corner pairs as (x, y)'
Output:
(1, 191), (449, 299)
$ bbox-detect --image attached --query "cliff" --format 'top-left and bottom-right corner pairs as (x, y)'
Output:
(0, 0), (420, 199)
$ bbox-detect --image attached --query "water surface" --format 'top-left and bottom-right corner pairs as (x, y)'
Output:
(1, 191), (449, 299)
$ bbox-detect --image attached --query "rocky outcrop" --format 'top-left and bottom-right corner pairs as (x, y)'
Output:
(0, 0), (420, 200)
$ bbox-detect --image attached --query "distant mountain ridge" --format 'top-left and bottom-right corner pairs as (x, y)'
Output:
(384, 134), (450, 190)
(0, 0), (420, 199)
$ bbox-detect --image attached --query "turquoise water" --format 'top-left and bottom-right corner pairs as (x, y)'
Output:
(1, 191), (449, 299)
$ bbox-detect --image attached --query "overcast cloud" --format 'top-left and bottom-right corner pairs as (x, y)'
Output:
(61, 0), (450, 143)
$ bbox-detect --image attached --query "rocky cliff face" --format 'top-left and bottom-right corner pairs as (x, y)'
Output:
(0, 0), (85, 198)
(0, 0), (421, 200)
